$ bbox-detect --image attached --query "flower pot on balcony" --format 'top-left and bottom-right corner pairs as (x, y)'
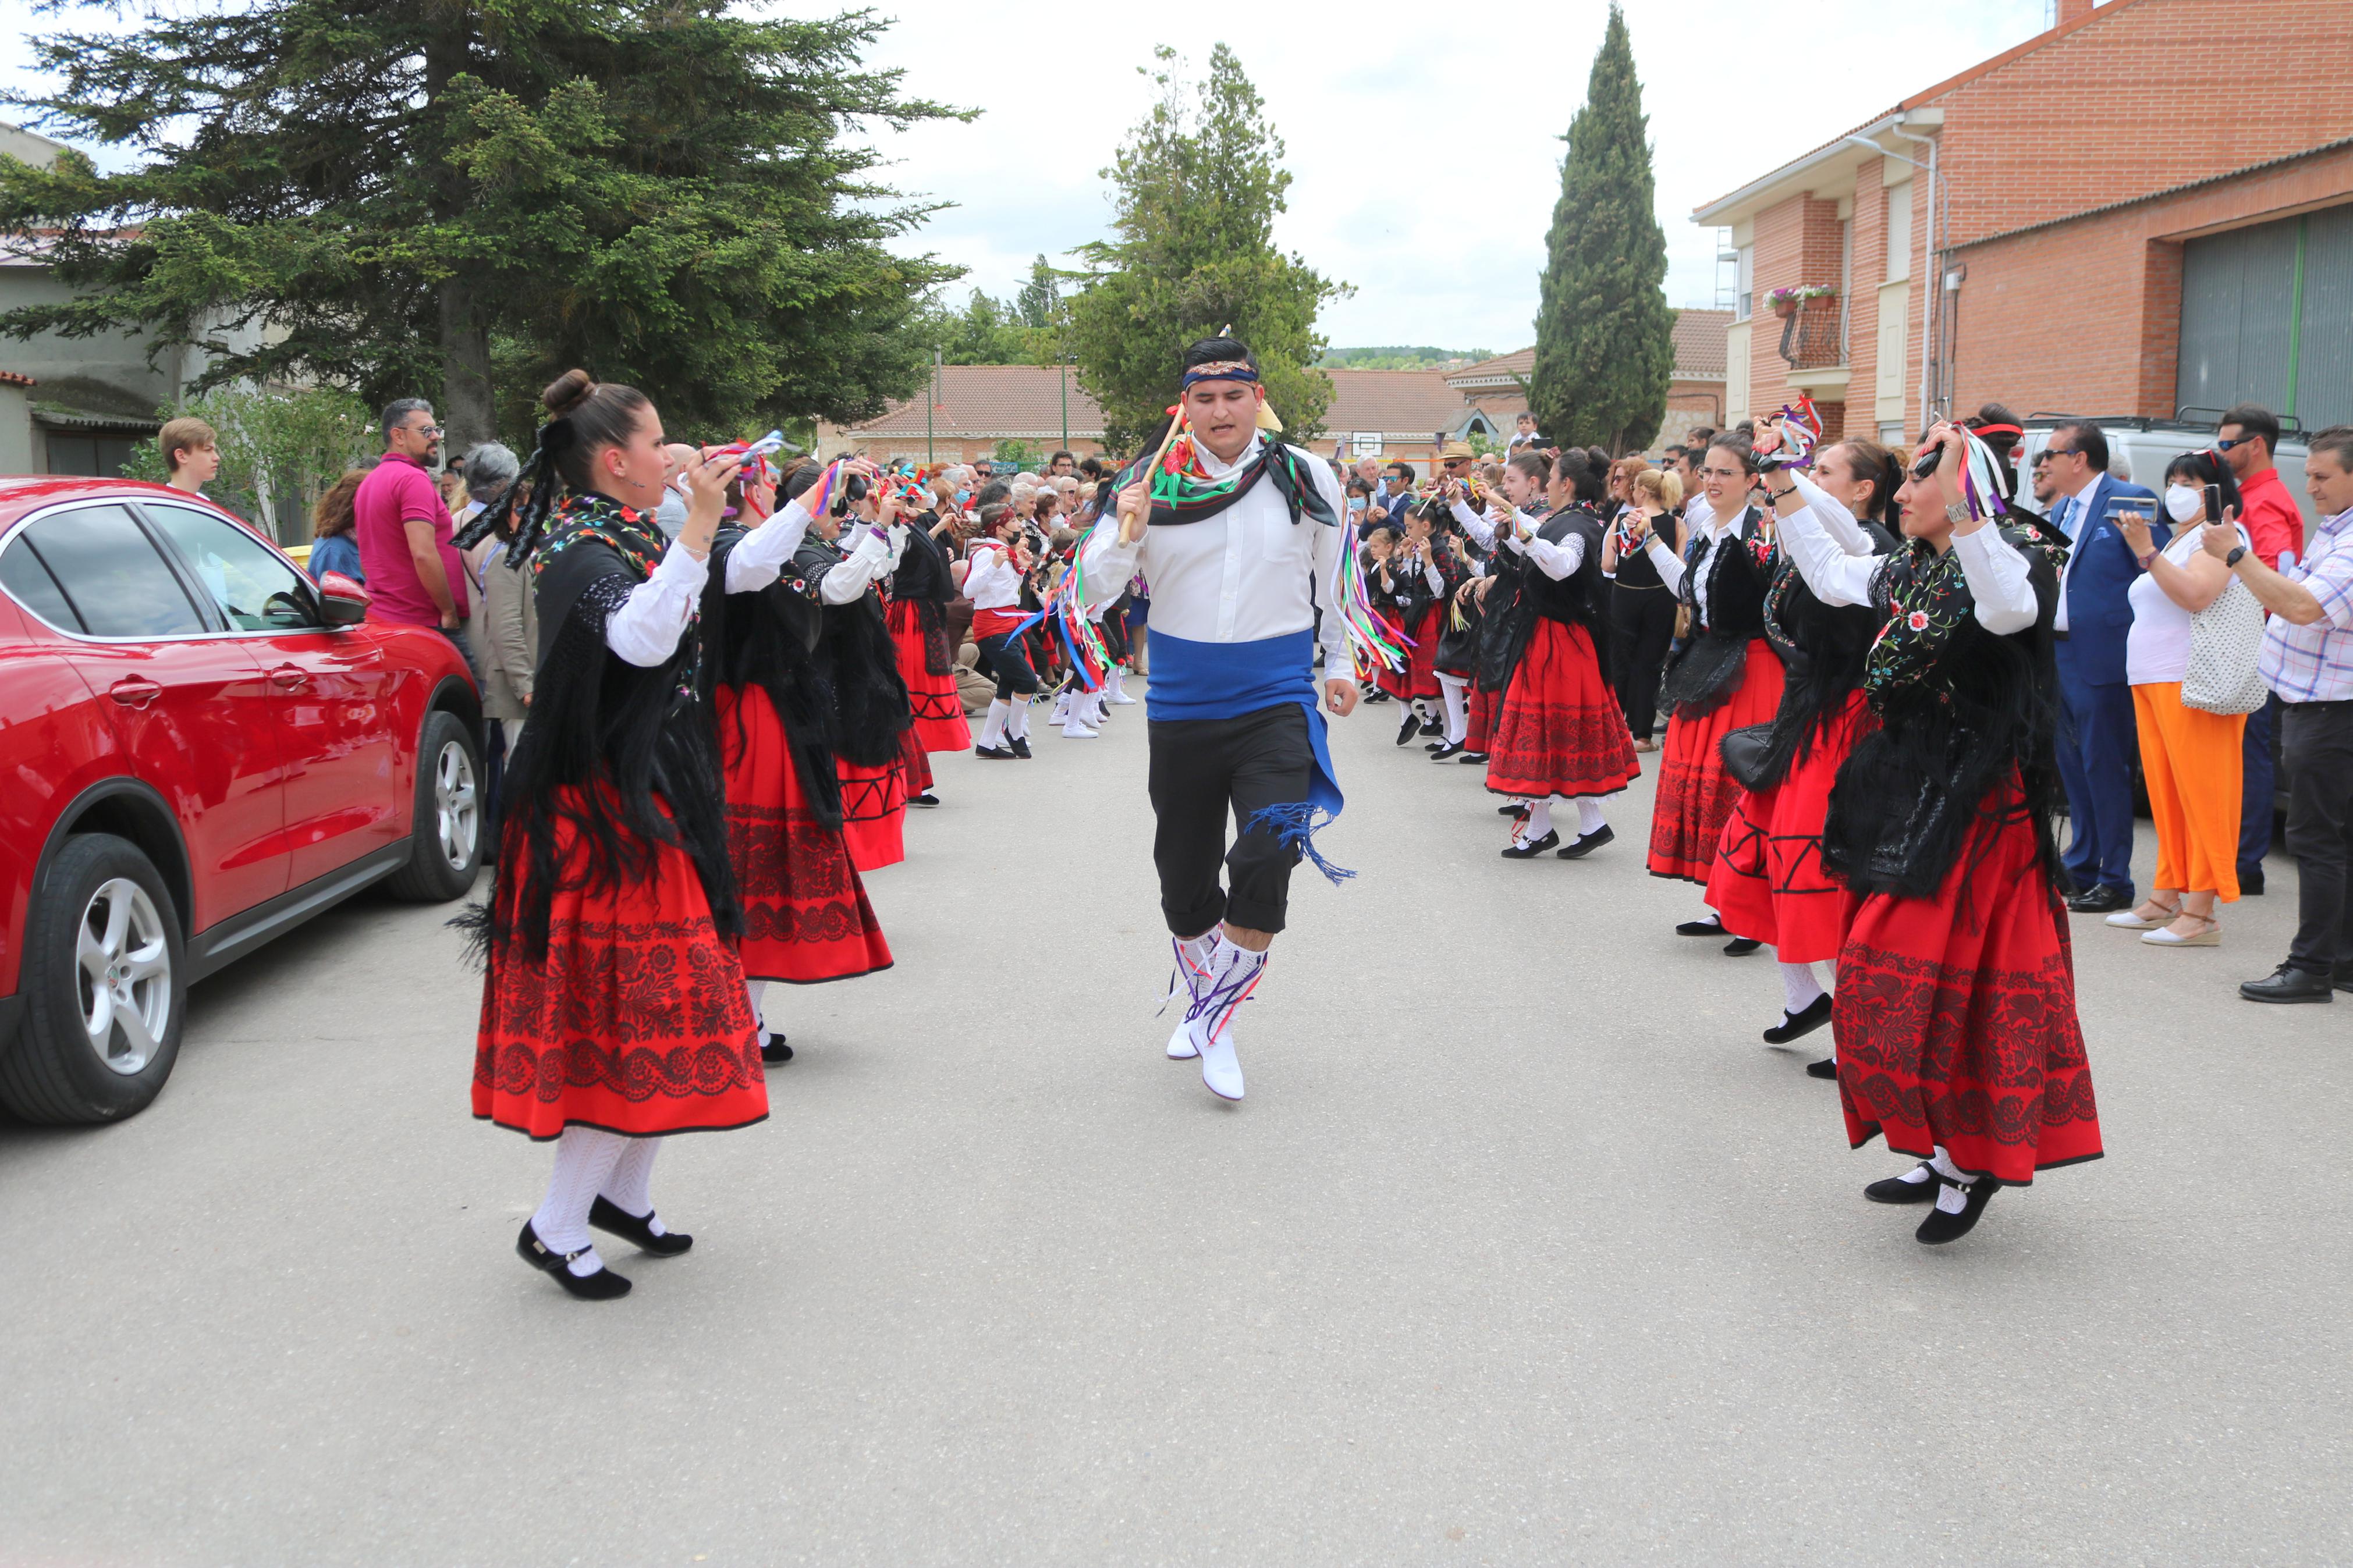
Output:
(1771, 297), (1800, 319)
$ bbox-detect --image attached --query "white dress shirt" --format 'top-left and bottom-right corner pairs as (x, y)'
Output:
(964, 538), (1025, 612)
(1497, 508), (1587, 579)
(2051, 472), (2105, 634)
(1774, 471), (2039, 636)
(1079, 435), (1348, 667)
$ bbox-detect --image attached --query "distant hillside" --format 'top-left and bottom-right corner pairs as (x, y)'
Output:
(1319, 346), (1494, 371)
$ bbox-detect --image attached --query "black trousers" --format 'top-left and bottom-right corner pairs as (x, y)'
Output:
(2280, 699), (2353, 976)
(1609, 582), (1678, 741)
(976, 631), (1039, 699)
(1147, 704), (1311, 937)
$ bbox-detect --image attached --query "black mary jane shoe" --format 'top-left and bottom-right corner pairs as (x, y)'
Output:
(1863, 1163), (1940, 1204)
(1429, 742), (1465, 761)
(1501, 828), (1560, 859)
(1762, 992), (1832, 1043)
(1674, 916), (1724, 937)
(911, 791), (941, 808)
(2065, 884), (2132, 915)
(1497, 802), (1527, 817)
(1556, 823), (1614, 859)
(1364, 689), (1390, 705)
(761, 1031), (793, 1064)
(1457, 751), (1489, 765)
(516, 1221), (633, 1300)
(1915, 1176), (2001, 1245)
(1007, 736), (1032, 759)
(590, 1196), (694, 1257)
(1419, 718), (1445, 737)
(1804, 1057), (1839, 1079)
(974, 745), (1015, 760)
(1424, 740), (1449, 753)
(1723, 937), (1763, 957)
(1396, 710), (1421, 746)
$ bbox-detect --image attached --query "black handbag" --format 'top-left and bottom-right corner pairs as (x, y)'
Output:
(1718, 723), (1775, 791)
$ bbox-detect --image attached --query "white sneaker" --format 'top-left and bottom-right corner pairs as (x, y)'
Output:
(1062, 721), (1099, 739)
(1050, 694), (1071, 724)
(1198, 1016), (1244, 1100)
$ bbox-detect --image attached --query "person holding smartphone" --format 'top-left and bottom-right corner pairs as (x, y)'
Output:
(2108, 453), (2254, 948)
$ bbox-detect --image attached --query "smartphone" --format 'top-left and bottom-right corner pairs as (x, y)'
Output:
(2203, 482), (2222, 524)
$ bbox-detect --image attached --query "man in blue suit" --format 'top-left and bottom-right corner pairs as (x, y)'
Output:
(2043, 421), (2162, 913)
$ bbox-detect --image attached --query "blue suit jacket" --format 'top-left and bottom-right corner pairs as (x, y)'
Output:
(2054, 474), (2161, 687)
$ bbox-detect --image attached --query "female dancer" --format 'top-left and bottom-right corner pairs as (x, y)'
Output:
(1391, 505), (1454, 745)
(1485, 449), (1641, 858)
(886, 477), (973, 806)
(1708, 435), (1902, 1069)
(1780, 422), (2101, 1243)
(472, 370), (764, 1302)
(1429, 503), (1484, 761)
(1453, 456), (1547, 766)
(1645, 436), (1785, 949)
(792, 467), (915, 871)
(1600, 467), (1685, 753)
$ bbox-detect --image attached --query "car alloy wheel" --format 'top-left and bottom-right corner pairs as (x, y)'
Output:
(76, 876), (172, 1077)
(434, 737), (480, 872)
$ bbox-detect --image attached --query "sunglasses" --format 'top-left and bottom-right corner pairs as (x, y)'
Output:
(2213, 435), (2256, 452)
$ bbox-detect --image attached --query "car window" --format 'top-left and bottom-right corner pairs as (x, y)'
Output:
(19, 505), (210, 638)
(141, 502), (324, 632)
(0, 532), (84, 631)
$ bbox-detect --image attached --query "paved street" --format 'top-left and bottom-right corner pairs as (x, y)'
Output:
(3, 687), (2347, 1566)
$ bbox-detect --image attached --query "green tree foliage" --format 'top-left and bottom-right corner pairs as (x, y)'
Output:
(1066, 45), (1343, 456)
(922, 288), (1052, 365)
(121, 385), (377, 543)
(1529, 6), (1673, 456)
(0, 2), (967, 452)
(1015, 254), (1063, 330)
(1319, 346), (1493, 371)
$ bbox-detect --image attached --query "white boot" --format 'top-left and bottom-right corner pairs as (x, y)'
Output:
(1163, 933), (1215, 1059)
(1051, 691), (1071, 724)
(1186, 936), (1266, 1101)
(1108, 666), (1137, 705)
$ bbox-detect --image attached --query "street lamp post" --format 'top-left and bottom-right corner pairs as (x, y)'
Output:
(1060, 353), (1070, 452)
(927, 349), (939, 466)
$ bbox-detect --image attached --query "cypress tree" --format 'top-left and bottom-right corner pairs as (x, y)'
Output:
(1529, 6), (1674, 456)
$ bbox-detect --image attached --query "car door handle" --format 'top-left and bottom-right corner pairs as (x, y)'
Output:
(108, 677), (162, 708)
(269, 665), (310, 690)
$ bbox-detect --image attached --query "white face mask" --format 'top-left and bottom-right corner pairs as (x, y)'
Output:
(2164, 484), (2205, 525)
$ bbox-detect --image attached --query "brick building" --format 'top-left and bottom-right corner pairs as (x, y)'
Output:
(1440, 311), (1731, 458)
(1694, 0), (2353, 445)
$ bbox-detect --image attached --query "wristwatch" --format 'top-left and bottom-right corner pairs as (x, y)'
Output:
(2225, 545), (2248, 568)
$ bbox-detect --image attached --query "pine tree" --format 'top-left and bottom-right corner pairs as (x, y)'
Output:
(1065, 45), (1344, 455)
(1015, 255), (1062, 330)
(0, 2), (966, 450)
(1529, 6), (1674, 456)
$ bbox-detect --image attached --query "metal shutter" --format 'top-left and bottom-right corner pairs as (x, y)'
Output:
(2177, 202), (2353, 429)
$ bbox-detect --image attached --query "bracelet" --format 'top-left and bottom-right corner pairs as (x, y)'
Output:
(1769, 488), (1797, 503)
(2135, 551), (2155, 568)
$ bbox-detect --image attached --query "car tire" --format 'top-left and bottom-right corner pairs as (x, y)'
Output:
(386, 709), (485, 902)
(0, 833), (187, 1125)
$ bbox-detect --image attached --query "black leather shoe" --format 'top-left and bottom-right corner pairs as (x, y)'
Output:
(2337, 963), (2353, 996)
(1364, 689), (1390, 704)
(1419, 718), (1444, 736)
(1556, 823), (1614, 859)
(1916, 1177), (2000, 1244)
(910, 791), (940, 808)
(516, 1221), (633, 1300)
(1675, 916), (1724, 937)
(1429, 742), (1465, 761)
(1762, 992), (1832, 1043)
(1724, 936), (1763, 956)
(1864, 1163), (1940, 1203)
(1007, 736), (1032, 759)
(1501, 829), (1560, 859)
(2238, 863), (2265, 895)
(1805, 1057), (1838, 1079)
(1458, 751), (1488, 765)
(2240, 962), (2336, 1004)
(2067, 884), (2132, 915)
(1498, 802), (1527, 816)
(1425, 740), (1448, 753)
(761, 1031), (793, 1063)
(974, 744), (1015, 760)
(1396, 710), (1421, 746)
(590, 1196), (694, 1257)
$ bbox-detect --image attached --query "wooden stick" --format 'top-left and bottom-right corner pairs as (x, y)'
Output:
(1117, 411), (1187, 545)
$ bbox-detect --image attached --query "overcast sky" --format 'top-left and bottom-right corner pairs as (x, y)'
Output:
(5, 0), (2060, 351)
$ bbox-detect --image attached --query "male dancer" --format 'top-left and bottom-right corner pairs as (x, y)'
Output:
(1077, 336), (1356, 1102)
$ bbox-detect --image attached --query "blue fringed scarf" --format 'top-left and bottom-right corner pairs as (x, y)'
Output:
(1144, 628), (1350, 884)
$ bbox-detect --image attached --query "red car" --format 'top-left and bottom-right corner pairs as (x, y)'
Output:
(0, 477), (484, 1123)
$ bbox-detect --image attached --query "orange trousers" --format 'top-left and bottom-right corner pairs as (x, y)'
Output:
(2131, 681), (2247, 902)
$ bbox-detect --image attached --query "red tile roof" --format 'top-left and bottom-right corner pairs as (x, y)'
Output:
(1323, 369), (1482, 436)
(1672, 310), (1732, 380)
(843, 364), (1103, 439)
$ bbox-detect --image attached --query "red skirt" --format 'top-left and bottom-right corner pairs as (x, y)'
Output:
(1484, 620), (1641, 799)
(899, 724), (933, 795)
(473, 785), (765, 1141)
(1372, 611), (1414, 699)
(1834, 790), (2102, 1184)
(1705, 691), (1870, 961)
(1646, 639), (1785, 884)
(837, 755), (906, 872)
(1403, 605), (1442, 700)
(715, 685), (893, 986)
(889, 599), (971, 753)
(1467, 684), (1498, 753)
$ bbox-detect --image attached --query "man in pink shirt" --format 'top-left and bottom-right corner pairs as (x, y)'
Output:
(2219, 402), (2304, 893)
(354, 398), (470, 643)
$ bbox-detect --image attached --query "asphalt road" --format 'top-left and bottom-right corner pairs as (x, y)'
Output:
(3, 685), (2347, 1567)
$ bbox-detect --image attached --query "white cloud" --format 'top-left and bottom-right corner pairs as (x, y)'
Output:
(5, 0), (2058, 350)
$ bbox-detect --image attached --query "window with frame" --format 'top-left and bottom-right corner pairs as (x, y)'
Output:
(141, 501), (324, 632)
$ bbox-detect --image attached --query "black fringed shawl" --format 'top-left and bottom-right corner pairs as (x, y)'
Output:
(1659, 506), (1781, 718)
(794, 533), (913, 770)
(700, 522), (842, 828)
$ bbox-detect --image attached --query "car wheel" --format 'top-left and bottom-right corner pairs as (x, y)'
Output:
(385, 709), (484, 902)
(0, 833), (187, 1124)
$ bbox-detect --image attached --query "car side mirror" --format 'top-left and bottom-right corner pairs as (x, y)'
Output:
(317, 571), (370, 627)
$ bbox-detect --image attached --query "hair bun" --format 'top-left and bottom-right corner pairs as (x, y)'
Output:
(542, 368), (594, 418)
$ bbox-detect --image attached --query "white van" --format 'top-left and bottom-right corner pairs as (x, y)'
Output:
(2014, 414), (2316, 543)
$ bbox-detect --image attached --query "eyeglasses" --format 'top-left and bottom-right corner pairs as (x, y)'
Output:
(2043, 446), (2081, 460)
(404, 423), (443, 438)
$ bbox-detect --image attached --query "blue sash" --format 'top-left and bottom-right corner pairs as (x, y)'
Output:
(1145, 628), (1350, 884)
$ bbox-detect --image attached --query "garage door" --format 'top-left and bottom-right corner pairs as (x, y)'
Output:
(2177, 202), (2353, 431)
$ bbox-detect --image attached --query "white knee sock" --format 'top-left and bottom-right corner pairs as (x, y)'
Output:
(1929, 1145), (1974, 1185)
(1438, 675), (1468, 744)
(599, 1137), (665, 1233)
(1051, 691), (1070, 722)
(533, 1126), (629, 1275)
(1522, 799), (1553, 840)
(1007, 701), (1030, 740)
(1574, 797), (1606, 835)
(1191, 933), (1270, 1037)
(979, 699), (1008, 749)
(746, 978), (765, 1034)
(1779, 961), (1825, 1015)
